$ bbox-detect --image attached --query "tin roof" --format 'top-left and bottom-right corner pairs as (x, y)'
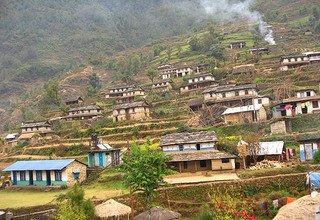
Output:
(258, 141), (284, 155)
(3, 159), (82, 171)
(160, 131), (217, 146)
(222, 104), (263, 115)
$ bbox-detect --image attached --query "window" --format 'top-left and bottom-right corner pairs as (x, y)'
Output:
(313, 101), (319, 108)
(20, 171), (26, 181)
(307, 91), (311, 97)
(222, 93), (226, 98)
(196, 144), (200, 151)
(73, 172), (80, 180)
(245, 90), (249, 95)
(55, 171), (62, 181)
(36, 171), (42, 181)
(179, 145), (184, 151)
(235, 91), (239, 96)
(221, 158), (230, 163)
(200, 160), (207, 168)
(258, 99), (262, 104)
(183, 161), (188, 169)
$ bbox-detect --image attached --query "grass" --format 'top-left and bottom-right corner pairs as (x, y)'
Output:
(0, 169), (128, 209)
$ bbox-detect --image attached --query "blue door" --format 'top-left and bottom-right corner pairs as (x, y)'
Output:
(12, 171), (17, 185)
(99, 152), (104, 167)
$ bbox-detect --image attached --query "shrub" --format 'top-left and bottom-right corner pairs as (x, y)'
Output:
(314, 151), (320, 163)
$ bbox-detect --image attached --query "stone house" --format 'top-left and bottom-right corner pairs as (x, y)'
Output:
(202, 84), (258, 107)
(64, 96), (84, 106)
(88, 139), (121, 168)
(280, 55), (309, 71)
(195, 63), (209, 73)
(180, 73), (216, 93)
(151, 79), (172, 92)
(65, 105), (102, 121)
(272, 90), (320, 118)
(222, 104), (267, 124)
(19, 121), (53, 141)
(3, 159), (87, 187)
(232, 64), (255, 75)
(113, 101), (150, 122)
(270, 118), (292, 134)
(229, 42), (246, 49)
(160, 131), (236, 173)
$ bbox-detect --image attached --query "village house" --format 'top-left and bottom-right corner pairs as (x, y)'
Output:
(65, 105), (102, 121)
(272, 89), (320, 118)
(88, 139), (121, 168)
(160, 131), (237, 173)
(303, 51), (320, 64)
(113, 101), (150, 122)
(180, 73), (216, 93)
(222, 104), (267, 124)
(151, 79), (172, 92)
(202, 84), (259, 107)
(157, 64), (172, 72)
(19, 121), (53, 141)
(64, 96), (84, 106)
(280, 55), (309, 71)
(248, 48), (270, 55)
(229, 42), (246, 49)
(105, 86), (145, 103)
(298, 136), (319, 162)
(3, 159), (87, 187)
(188, 98), (204, 112)
(160, 66), (193, 79)
(232, 64), (255, 75)
(195, 63), (209, 73)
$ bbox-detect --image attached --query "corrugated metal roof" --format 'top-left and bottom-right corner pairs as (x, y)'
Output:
(222, 104), (262, 115)
(3, 159), (75, 171)
(258, 141), (284, 155)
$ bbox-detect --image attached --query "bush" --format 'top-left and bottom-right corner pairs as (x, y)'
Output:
(314, 151), (320, 163)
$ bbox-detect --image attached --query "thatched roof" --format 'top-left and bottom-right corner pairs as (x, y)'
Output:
(135, 207), (181, 220)
(95, 199), (131, 218)
(188, 98), (203, 107)
(167, 150), (237, 162)
(160, 131), (217, 146)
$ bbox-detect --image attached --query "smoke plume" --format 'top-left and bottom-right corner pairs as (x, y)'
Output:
(200, 0), (276, 45)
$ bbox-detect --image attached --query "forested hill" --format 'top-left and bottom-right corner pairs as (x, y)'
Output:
(0, 0), (201, 84)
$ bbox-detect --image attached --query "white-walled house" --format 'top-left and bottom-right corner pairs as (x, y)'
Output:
(66, 105), (102, 121)
(180, 73), (216, 93)
(272, 90), (320, 118)
(3, 159), (87, 187)
(160, 131), (236, 173)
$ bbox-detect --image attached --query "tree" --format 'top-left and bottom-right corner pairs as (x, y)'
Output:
(87, 73), (101, 97)
(315, 22), (320, 33)
(56, 184), (94, 220)
(189, 36), (202, 51)
(120, 142), (173, 212)
(243, 132), (262, 164)
(312, 6), (320, 20)
(42, 79), (61, 106)
(146, 69), (157, 83)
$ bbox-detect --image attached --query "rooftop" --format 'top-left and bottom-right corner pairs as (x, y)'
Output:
(222, 104), (263, 115)
(69, 105), (102, 112)
(188, 72), (214, 80)
(202, 84), (256, 94)
(166, 150), (237, 162)
(114, 101), (149, 110)
(21, 121), (51, 128)
(160, 131), (217, 146)
(3, 159), (83, 171)
(273, 95), (320, 106)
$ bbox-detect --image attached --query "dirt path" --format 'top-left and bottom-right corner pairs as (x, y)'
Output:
(164, 172), (239, 184)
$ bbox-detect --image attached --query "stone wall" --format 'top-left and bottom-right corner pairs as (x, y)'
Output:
(65, 161), (87, 187)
